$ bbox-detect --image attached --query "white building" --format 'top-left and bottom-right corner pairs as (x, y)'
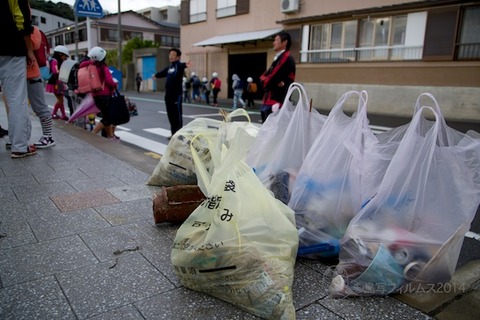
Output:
(136, 6), (180, 25)
(31, 8), (74, 34)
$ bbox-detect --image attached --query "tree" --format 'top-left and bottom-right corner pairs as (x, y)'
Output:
(30, 0), (82, 21)
(122, 37), (158, 65)
(105, 49), (118, 69)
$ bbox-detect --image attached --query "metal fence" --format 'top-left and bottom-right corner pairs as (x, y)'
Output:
(300, 44), (480, 63)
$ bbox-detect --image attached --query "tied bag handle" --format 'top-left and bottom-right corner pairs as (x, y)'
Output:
(285, 82), (311, 113)
(223, 108), (251, 123)
(328, 90), (368, 122)
(403, 105), (444, 167)
(274, 82), (310, 117)
(329, 90), (370, 160)
(413, 93), (451, 147)
(190, 134), (222, 196)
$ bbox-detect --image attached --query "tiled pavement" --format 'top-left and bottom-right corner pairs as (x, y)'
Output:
(0, 100), (478, 319)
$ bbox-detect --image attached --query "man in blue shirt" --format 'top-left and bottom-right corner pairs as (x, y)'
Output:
(153, 48), (192, 137)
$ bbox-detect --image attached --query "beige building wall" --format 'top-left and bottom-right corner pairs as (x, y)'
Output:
(180, 0), (480, 122)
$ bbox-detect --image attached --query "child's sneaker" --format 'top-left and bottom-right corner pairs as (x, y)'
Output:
(52, 114), (60, 119)
(11, 145), (37, 158)
(5, 142), (12, 149)
(34, 136), (56, 149)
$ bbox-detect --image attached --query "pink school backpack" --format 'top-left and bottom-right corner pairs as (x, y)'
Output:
(77, 64), (103, 94)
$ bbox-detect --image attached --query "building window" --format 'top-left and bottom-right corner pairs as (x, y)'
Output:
(123, 31), (143, 41)
(32, 15), (39, 26)
(457, 6), (480, 60)
(78, 28), (86, 42)
(217, 0), (236, 18)
(55, 34), (64, 45)
(301, 13), (424, 63)
(65, 31), (75, 44)
(305, 20), (358, 62)
(359, 16), (407, 60)
(190, 0), (207, 23)
(100, 28), (118, 42)
(41, 17), (46, 24)
(155, 35), (180, 47)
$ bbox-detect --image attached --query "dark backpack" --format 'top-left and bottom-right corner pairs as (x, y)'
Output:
(193, 77), (201, 88)
(235, 79), (243, 90)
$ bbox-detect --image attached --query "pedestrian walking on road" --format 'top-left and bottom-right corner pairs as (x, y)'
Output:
(246, 77), (257, 108)
(182, 77), (191, 103)
(135, 72), (142, 93)
(201, 77), (210, 105)
(153, 48), (192, 137)
(190, 72), (202, 102)
(232, 74), (246, 109)
(210, 72), (221, 107)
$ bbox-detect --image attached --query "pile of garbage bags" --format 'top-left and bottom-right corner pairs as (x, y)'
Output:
(149, 84), (480, 318)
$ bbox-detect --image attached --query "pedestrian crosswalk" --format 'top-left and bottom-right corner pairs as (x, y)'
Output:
(114, 130), (168, 155)
(113, 121), (392, 157)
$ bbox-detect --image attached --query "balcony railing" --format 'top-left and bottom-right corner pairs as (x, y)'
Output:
(300, 45), (423, 63)
(456, 43), (480, 60)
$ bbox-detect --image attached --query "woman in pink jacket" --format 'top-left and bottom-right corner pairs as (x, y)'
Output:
(79, 46), (117, 139)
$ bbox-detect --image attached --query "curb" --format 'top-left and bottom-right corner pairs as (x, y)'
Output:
(394, 259), (480, 319)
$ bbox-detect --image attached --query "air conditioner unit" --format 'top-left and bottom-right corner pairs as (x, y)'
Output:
(281, 0), (299, 13)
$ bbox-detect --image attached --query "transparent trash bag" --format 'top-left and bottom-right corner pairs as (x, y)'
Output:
(246, 82), (304, 177)
(331, 94), (480, 297)
(252, 83), (327, 205)
(288, 91), (378, 258)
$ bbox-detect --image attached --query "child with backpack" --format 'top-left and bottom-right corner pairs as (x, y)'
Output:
(231, 74), (246, 109)
(210, 72), (221, 107)
(46, 45), (70, 120)
(79, 46), (118, 139)
(246, 76), (257, 108)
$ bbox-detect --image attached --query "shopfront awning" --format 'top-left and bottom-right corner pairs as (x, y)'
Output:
(193, 28), (283, 47)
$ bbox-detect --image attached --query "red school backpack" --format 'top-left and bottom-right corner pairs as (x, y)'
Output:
(34, 28), (50, 67)
(77, 64), (104, 94)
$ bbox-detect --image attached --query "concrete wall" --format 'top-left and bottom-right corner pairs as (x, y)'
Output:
(304, 83), (480, 123)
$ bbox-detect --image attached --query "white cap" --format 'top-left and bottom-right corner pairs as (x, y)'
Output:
(53, 45), (69, 56)
(202, 77), (208, 82)
(191, 72), (196, 77)
(247, 77), (253, 82)
(88, 46), (106, 62)
(212, 72), (218, 78)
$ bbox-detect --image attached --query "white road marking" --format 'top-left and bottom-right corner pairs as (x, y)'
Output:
(114, 131), (167, 155)
(465, 231), (480, 242)
(143, 128), (171, 137)
(369, 124), (393, 132)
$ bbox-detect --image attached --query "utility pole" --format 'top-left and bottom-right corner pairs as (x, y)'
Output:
(118, 0), (122, 72)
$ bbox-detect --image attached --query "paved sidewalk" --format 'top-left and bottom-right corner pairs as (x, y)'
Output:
(0, 99), (479, 319)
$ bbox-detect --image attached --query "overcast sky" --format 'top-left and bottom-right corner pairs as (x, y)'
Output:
(51, 0), (181, 14)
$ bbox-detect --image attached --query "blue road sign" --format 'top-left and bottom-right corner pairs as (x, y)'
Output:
(74, 0), (104, 18)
